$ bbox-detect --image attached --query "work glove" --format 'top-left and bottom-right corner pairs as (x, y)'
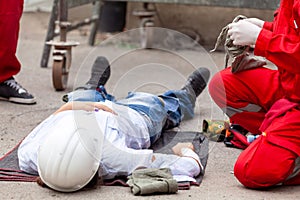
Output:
(228, 20), (262, 46)
(245, 18), (265, 28)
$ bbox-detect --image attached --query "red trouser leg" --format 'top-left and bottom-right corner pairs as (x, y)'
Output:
(234, 136), (298, 188)
(0, 0), (24, 82)
(209, 67), (300, 187)
(234, 107), (300, 188)
(208, 67), (283, 134)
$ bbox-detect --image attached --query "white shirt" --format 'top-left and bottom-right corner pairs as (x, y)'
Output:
(18, 100), (200, 182)
(18, 100), (152, 177)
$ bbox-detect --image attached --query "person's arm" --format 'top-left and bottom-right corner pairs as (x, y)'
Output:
(262, 21), (274, 31)
(228, 20), (262, 46)
(246, 7), (280, 32)
(53, 101), (116, 115)
(171, 142), (203, 171)
(244, 18), (273, 32)
(228, 15), (300, 74)
(150, 142), (202, 180)
(101, 139), (154, 178)
(254, 30), (300, 74)
(228, 7), (300, 74)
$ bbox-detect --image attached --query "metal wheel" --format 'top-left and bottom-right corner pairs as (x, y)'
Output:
(52, 59), (67, 91)
(52, 49), (71, 91)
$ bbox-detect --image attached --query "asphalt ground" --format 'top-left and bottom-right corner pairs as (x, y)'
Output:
(0, 12), (299, 200)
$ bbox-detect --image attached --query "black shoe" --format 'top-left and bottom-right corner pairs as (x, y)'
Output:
(76, 56), (111, 90)
(0, 77), (36, 104)
(182, 67), (210, 97)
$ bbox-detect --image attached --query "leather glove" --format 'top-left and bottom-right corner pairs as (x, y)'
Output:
(228, 20), (262, 46)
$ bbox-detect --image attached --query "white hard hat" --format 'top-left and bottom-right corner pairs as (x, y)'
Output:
(37, 111), (103, 192)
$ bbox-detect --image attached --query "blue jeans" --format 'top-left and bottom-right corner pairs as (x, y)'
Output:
(67, 86), (195, 144)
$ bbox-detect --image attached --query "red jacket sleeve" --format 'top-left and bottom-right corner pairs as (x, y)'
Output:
(254, 28), (300, 74)
(263, 21), (274, 31)
(253, 7), (300, 74)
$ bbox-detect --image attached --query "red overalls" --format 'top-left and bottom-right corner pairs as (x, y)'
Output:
(0, 0), (23, 82)
(209, 0), (300, 188)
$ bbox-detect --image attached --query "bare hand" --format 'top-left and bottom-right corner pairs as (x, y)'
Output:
(172, 142), (194, 156)
(54, 101), (117, 115)
(94, 102), (117, 115)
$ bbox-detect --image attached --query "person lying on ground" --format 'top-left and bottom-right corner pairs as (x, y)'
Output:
(18, 56), (210, 192)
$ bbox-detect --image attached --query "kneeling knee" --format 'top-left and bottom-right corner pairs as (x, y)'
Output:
(234, 159), (285, 189)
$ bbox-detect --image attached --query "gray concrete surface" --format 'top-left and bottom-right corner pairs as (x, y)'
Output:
(0, 12), (299, 200)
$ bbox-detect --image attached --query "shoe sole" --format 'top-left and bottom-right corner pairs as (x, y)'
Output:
(88, 56), (111, 87)
(0, 96), (36, 105)
(97, 66), (111, 87)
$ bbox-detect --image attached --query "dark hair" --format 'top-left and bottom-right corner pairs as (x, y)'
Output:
(36, 177), (48, 188)
(84, 171), (99, 189)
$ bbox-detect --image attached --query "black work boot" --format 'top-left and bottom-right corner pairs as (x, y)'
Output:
(63, 56), (111, 102)
(181, 67), (210, 97)
(76, 56), (111, 90)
